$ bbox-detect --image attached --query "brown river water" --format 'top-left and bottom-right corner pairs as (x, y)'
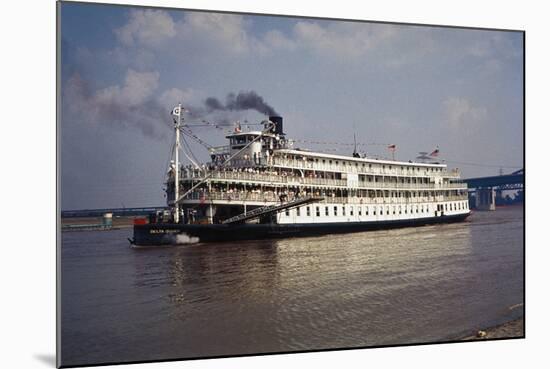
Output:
(60, 206), (524, 366)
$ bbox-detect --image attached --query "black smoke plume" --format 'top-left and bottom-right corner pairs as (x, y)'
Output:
(204, 91), (278, 116)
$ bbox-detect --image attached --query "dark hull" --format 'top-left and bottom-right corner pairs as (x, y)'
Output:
(131, 212), (471, 245)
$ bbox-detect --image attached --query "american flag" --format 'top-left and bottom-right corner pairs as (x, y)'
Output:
(429, 148), (440, 157)
(387, 144), (396, 151)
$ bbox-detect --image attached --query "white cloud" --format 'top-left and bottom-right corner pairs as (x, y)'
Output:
(443, 97), (487, 131)
(159, 87), (196, 109)
(292, 21), (397, 59)
(177, 12), (253, 56)
(95, 69), (159, 106)
(108, 46), (156, 69)
(111, 9), (409, 64)
(115, 9), (176, 47)
(64, 69), (173, 138)
(114, 10), (262, 59)
(262, 30), (296, 51)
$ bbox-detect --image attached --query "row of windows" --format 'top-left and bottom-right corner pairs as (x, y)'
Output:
(283, 155), (444, 172)
(284, 202), (468, 217)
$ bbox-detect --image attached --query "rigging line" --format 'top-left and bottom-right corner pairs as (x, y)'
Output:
(180, 134), (201, 169)
(445, 160), (522, 169)
(180, 127), (213, 149)
(182, 133), (204, 169)
(175, 121), (276, 204)
(184, 122), (264, 128)
(184, 137), (201, 166)
(163, 129), (176, 183)
(294, 138), (393, 147)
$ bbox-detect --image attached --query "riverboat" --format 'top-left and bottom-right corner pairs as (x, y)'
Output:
(131, 105), (470, 245)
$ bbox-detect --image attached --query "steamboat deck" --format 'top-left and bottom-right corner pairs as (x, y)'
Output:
(132, 107), (470, 245)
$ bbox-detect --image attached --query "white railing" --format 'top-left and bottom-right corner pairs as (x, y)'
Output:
(181, 191), (468, 205)
(271, 157), (461, 178)
(180, 170), (467, 190)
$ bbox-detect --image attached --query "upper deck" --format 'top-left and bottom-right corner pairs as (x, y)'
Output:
(179, 115), (464, 196)
(270, 149), (458, 179)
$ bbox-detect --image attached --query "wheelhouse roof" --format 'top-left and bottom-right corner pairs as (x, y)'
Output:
(275, 148), (447, 168)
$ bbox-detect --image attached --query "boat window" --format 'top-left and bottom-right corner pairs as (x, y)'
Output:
(358, 207), (362, 216)
(325, 207), (329, 216)
(316, 207), (320, 217)
(285, 209), (290, 216)
(350, 206), (354, 216)
(342, 206), (346, 216)
(306, 206), (311, 216)
(366, 206), (369, 215)
(297, 207), (301, 216)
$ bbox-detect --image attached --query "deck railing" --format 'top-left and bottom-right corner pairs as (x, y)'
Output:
(271, 157), (461, 178)
(182, 191), (468, 205)
(180, 170), (466, 190)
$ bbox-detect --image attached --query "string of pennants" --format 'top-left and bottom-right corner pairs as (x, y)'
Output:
(293, 139), (396, 148)
(181, 112), (397, 150)
(183, 116), (397, 149)
(182, 125), (399, 154)
(180, 127), (214, 149)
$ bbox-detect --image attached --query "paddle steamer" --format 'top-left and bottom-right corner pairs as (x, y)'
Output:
(132, 105), (470, 245)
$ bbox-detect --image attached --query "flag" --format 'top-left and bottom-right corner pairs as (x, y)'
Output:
(429, 147), (440, 157)
(171, 106), (181, 116)
(387, 144), (396, 151)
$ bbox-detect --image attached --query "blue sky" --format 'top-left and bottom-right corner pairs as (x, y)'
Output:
(60, 2), (523, 210)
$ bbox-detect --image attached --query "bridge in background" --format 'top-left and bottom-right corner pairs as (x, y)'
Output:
(464, 169), (524, 190)
(61, 206), (169, 218)
(463, 169), (524, 210)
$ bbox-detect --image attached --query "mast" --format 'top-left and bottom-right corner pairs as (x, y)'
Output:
(173, 103), (182, 223)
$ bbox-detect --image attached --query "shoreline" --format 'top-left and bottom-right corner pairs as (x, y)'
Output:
(460, 317), (524, 341)
(61, 216), (135, 232)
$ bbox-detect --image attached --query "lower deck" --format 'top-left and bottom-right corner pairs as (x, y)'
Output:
(180, 198), (470, 225)
(132, 211), (471, 245)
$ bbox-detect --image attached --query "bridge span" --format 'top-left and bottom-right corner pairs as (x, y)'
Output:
(463, 169), (524, 210)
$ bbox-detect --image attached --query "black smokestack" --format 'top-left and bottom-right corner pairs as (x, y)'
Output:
(203, 90), (278, 116)
(269, 116), (284, 135)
